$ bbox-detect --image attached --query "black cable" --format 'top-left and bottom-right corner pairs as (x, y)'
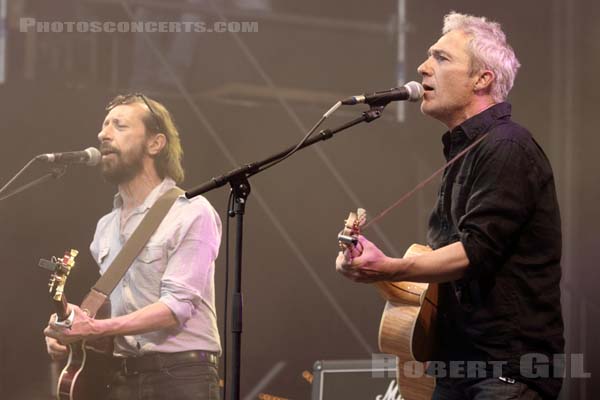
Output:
(0, 160), (68, 202)
(0, 157), (37, 196)
(254, 115), (326, 175)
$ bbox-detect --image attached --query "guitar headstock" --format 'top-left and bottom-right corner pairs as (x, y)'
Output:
(337, 208), (367, 251)
(39, 249), (79, 301)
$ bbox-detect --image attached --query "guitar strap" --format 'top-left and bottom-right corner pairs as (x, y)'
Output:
(80, 187), (184, 317)
(363, 132), (489, 230)
(360, 132), (490, 311)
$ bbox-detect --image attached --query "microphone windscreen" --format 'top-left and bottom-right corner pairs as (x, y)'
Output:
(404, 81), (424, 102)
(85, 147), (102, 166)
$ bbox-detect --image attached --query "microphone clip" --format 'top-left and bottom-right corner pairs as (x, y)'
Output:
(363, 106), (385, 123)
(50, 165), (68, 179)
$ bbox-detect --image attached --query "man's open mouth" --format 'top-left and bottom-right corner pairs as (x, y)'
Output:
(100, 147), (118, 156)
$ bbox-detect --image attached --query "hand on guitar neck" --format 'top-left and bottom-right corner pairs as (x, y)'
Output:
(40, 249), (110, 362)
(39, 250), (114, 400)
(336, 209), (471, 284)
(336, 208), (404, 283)
(45, 303), (102, 346)
(336, 235), (400, 283)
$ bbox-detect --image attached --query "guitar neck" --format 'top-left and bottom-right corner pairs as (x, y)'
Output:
(54, 294), (70, 322)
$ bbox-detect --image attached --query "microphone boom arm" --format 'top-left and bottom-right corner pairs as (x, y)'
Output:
(185, 106), (384, 198)
(0, 158), (68, 202)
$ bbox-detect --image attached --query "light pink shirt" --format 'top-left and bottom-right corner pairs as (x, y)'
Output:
(90, 178), (222, 356)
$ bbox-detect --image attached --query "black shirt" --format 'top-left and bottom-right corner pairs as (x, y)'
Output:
(427, 102), (564, 398)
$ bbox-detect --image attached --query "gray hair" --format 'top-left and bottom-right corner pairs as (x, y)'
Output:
(443, 11), (520, 102)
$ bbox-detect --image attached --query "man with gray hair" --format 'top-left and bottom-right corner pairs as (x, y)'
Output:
(337, 12), (564, 399)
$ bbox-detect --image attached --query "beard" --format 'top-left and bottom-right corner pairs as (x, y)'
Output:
(100, 143), (145, 185)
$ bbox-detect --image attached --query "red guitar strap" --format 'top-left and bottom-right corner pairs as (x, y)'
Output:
(363, 132), (489, 230)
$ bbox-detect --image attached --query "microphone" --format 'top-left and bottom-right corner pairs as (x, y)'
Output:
(36, 147), (101, 166)
(341, 81), (424, 106)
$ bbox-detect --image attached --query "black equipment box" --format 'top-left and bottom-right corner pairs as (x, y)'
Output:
(311, 357), (401, 400)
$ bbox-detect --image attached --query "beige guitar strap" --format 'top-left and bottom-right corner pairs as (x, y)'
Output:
(80, 187), (184, 317)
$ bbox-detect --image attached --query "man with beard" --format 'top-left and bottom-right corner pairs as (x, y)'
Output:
(44, 94), (222, 400)
(336, 12), (563, 400)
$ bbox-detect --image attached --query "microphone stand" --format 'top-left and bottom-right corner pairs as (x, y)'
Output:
(185, 105), (386, 400)
(0, 158), (68, 202)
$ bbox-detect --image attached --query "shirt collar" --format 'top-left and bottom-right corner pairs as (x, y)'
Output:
(112, 177), (177, 211)
(442, 102), (512, 157)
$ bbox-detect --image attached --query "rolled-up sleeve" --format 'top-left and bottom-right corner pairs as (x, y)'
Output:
(458, 138), (538, 280)
(158, 199), (222, 326)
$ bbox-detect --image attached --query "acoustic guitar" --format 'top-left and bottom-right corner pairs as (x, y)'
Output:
(338, 209), (437, 400)
(40, 249), (113, 400)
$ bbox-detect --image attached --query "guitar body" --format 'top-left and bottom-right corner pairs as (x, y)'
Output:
(376, 243), (437, 400)
(57, 299), (114, 400)
(57, 341), (113, 400)
(338, 213), (438, 399)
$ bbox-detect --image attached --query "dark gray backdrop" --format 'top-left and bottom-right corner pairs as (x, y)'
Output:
(0, 0), (598, 399)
